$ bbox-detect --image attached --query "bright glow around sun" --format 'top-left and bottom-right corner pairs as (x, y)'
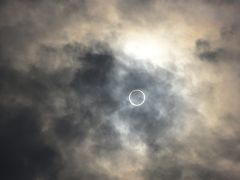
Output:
(116, 31), (190, 70)
(123, 37), (161, 60)
(119, 32), (174, 67)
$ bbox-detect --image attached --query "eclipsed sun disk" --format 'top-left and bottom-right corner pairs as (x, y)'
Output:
(128, 89), (145, 106)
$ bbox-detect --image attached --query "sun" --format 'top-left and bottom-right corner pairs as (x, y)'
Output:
(129, 89), (145, 106)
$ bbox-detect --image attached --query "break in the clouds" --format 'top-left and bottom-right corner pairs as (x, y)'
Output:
(0, 0), (240, 180)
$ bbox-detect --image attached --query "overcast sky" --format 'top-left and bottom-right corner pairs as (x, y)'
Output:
(0, 0), (240, 180)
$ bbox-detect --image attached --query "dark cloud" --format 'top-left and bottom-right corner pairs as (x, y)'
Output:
(0, 45), (62, 179)
(0, 38), (122, 179)
(195, 39), (223, 62)
(0, 105), (61, 180)
(53, 43), (121, 148)
(195, 37), (240, 64)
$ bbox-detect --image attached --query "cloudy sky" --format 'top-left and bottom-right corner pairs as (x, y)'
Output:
(0, 0), (240, 180)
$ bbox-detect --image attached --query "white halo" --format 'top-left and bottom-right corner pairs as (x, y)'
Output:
(128, 89), (145, 106)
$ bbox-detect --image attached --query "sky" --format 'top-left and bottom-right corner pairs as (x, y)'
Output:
(0, 0), (240, 180)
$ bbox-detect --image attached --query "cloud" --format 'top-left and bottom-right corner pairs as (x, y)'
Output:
(0, 0), (240, 179)
(0, 37), (120, 179)
(195, 39), (223, 62)
(0, 67), (61, 180)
